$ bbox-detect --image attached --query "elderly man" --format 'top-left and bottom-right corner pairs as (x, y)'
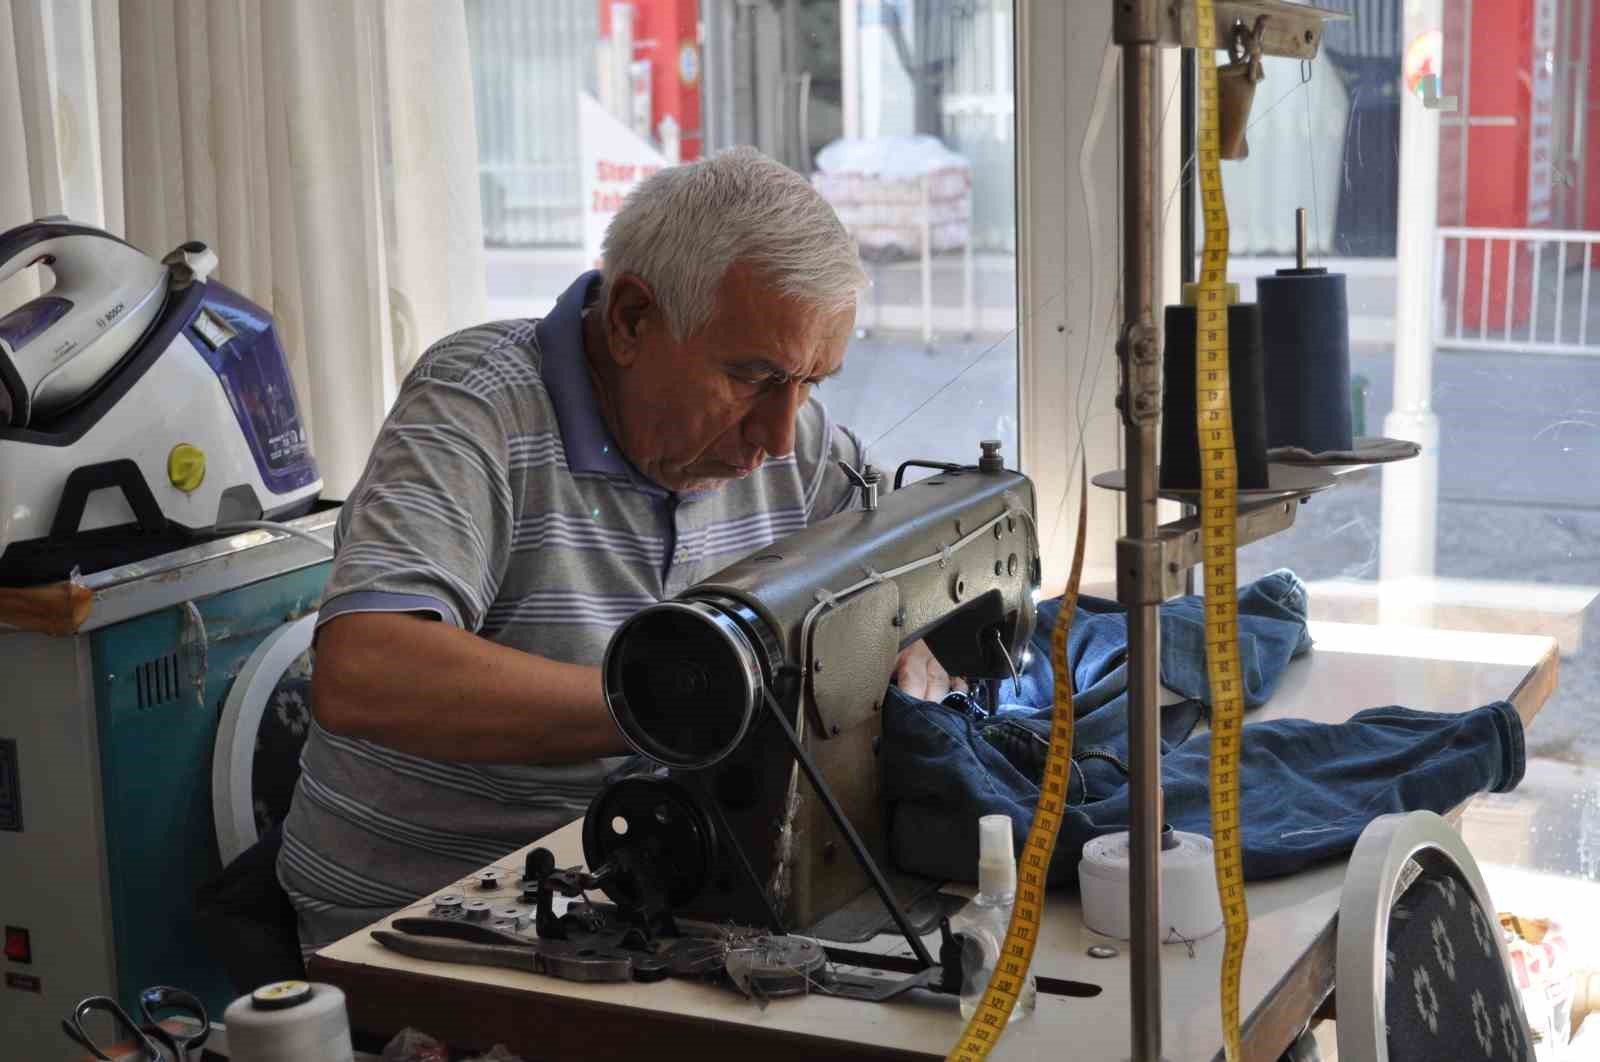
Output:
(279, 147), (962, 950)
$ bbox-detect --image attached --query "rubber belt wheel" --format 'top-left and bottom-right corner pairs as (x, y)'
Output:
(582, 776), (717, 910)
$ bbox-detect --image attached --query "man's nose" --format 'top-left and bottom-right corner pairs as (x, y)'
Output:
(743, 381), (804, 458)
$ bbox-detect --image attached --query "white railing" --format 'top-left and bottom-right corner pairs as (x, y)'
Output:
(1435, 226), (1600, 356)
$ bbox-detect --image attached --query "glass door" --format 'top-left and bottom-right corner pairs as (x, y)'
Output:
(465, 0), (1020, 484)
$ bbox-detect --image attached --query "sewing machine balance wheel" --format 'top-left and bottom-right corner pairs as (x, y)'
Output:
(602, 598), (773, 769)
(582, 776), (721, 909)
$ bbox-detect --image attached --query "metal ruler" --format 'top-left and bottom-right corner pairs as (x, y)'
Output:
(1196, 2), (1250, 1059)
(946, 473), (1086, 1062)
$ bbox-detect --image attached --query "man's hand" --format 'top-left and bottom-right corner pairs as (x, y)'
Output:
(893, 638), (967, 703)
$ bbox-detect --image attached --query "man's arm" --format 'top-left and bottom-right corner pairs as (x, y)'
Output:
(312, 611), (632, 764)
(308, 340), (634, 766)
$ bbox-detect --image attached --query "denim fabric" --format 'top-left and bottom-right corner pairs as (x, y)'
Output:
(882, 571), (1526, 886)
(974, 568), (1316, 771)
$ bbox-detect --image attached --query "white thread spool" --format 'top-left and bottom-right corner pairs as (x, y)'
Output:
(223, 981), (354, 1062)
(1078, 830), (1224, 942)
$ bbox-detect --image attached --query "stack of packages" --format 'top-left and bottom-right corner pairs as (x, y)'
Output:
(810, 135), (971, 261)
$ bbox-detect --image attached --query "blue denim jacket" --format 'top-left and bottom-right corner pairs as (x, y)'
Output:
(882, 570), (1526, 885)
(987, 568), (1316, 762)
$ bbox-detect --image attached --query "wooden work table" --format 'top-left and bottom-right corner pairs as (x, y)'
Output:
(310, 620), (1558, 1061)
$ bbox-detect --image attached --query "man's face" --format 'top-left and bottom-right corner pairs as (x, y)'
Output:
(598, 263), (855, 493)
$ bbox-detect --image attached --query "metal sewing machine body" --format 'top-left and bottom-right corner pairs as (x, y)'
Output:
(594, 441), (1041, 936)
(367, 447), (1089, 1001)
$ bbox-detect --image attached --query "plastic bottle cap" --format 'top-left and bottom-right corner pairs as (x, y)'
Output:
(251, 980), (313, 1010)
(1181, 281), (1240, 306)
(978, 814), (1017, 896)
(167, 444), (206, 493)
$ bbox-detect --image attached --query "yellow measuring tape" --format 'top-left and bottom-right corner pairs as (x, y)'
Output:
(948, 4), (1247, 1056)
(1196, 2), (1250, 1059)
(946, 470), (1085, 1062)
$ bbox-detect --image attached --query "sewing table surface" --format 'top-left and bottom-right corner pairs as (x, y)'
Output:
(310, 620), (1558, 1061)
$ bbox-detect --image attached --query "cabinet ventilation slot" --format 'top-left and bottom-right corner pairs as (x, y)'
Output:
(136, 654), (181, 709)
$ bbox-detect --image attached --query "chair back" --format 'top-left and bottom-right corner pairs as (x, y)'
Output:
(1336, 810), (1536, 1062)
(212, 613), (318, 865)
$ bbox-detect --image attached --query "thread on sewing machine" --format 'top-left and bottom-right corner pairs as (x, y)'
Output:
(766, 765), (804, 920)
(1258, 268), (1353, 455)
(1159, 302), (1269, 491)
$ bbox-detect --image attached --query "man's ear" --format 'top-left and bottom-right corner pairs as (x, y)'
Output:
(606, 274), (657, 367)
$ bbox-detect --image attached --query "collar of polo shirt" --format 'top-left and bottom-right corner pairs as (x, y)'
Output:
(535, 271), (666, 494)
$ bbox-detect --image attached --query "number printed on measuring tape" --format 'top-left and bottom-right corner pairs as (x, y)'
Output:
(1195, 1), (1250, 1060)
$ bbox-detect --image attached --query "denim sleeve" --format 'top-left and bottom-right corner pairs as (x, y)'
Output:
(1155, 701), (1525, 880)
(883, 689), (1525, 886)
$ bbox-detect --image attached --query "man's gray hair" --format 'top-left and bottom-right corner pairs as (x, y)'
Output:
(600, 146), (866, 341)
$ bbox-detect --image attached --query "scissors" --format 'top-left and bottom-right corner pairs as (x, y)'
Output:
(61, 985), (210, 1061)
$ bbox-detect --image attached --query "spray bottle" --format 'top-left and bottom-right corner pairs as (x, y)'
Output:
(949, 813), (1037, 1022)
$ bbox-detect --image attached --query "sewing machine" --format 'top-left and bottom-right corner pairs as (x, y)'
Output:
(589, 440), (1040, 938)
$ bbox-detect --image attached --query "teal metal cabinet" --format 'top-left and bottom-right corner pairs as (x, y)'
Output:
(1, 508), (336, 1056)
(90, 560), (329, 1019)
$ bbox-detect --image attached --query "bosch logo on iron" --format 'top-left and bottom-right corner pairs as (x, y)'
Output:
(96, 301), (125, 329)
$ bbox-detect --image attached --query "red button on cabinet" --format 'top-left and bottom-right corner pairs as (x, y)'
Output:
(4, 925), (29, 964)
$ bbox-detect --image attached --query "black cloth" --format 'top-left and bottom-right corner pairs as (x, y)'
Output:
(194, 825), (306, 992)
(193, 664), (315, 992)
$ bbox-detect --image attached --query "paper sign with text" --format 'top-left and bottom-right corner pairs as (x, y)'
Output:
(578, 91), (670, 270)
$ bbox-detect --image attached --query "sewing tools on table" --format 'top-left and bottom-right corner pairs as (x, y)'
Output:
(372, 918), (648, 983)
(60, 985), (210, 1062)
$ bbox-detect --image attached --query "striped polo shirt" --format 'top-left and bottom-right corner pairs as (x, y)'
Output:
(279, 271), (863, 950)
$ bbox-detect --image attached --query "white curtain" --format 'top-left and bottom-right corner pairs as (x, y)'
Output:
(1, 0), (488, 495)
(0, 1), (121, 303)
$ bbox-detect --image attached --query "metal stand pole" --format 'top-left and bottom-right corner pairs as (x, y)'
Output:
(1115, 1), (1165, 1055)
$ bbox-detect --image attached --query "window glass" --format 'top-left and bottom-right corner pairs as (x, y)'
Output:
(1217, 0), (1600, 950)
(465, 0), (1019, 482)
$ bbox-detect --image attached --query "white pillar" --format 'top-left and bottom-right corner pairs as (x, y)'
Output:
(842, 0), (860, 139)
(1379, 0), (1445, 625)
(861, 3), (883, 140)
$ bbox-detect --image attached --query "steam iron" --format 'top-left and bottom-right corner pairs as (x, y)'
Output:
(0, 218), (322, 584)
